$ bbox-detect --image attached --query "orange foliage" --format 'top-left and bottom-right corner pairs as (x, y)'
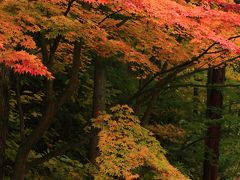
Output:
(93, 105), (189, 179)
(0, 3), (53, 78)
(1, 0), (239, 79)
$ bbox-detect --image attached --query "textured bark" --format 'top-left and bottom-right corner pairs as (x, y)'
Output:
(89, 58), (106, 163)
(203, 67), (225, 180)
(0, 66), (9, 180)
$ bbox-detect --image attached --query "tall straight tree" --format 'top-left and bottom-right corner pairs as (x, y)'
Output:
(89, 57), (106, 163)
(203, 67), (225, 180)
(203, 2), (239, 179)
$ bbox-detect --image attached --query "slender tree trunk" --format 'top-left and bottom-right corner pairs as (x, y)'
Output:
(0, 66), (9, 180)
(193, 75), (201, 115)
(203, 67), (225, 180)
(15, 75), (25, 141)
(141, 63), (168, 126)
(193, 86), (199, 115)
(141, 92), (159, 126)
(12, 42), (82, 180)
(89, 58), (106, 163)
(193, 74), (203, 115)
(12, 102), (56, 180)
(133, 79), (143, 115)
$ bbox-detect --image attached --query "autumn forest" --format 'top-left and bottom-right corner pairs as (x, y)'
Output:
(0, 0), (240, 179)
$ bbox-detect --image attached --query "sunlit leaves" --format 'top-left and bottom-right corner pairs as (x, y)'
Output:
(0, 51), (53, 78)
(0, 2), (52, 78)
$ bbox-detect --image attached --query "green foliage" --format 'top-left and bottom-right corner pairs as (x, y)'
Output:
(93, 105), (188, 180)
(219, 114), (240, 179)
(1, 0), (240, 179)
(26, 156), (84, 180)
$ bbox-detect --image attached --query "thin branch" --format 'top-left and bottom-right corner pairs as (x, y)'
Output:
(166, 83), (240, 89)
(57, 42), (82, 109)
(64, 0), (76, 16)
(48, 0), (76, 66)
(128, 35), (240, 104)
(206, 49), (228, 54)
(98, 8), (123, 25)
(228, 35), (240, 40)
(128, 42), (217, 104)
(142, 54), (240, 96)
(181, 137), (205, 151)
(27, 139), (87, 168)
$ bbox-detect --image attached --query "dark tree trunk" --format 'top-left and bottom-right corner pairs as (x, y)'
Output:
(193, 74), (203, 115)
(12, 103), (56, 180)
(0, 66), (9, 180)
(141, 93), (158, 126)
(12, 42), (82, 180)
(141, 62), (169, 126)
(193, 86), (199, 115)
(92, 58), (106, 118)
(89, 58), (106, 163)
(203, 67), (225, 180)
(133, 79), (143, 115)
(15, 75), (25, 141)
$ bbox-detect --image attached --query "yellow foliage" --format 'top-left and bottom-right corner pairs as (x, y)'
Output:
(93, 105), (189, 180)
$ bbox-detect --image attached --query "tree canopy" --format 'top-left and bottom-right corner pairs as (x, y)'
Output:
(0, 0), (239, 179)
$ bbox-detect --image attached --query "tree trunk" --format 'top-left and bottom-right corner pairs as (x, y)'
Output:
(141, 63), (169, 126)
(12, 102), (56, 180)
(203, 67), (225, 180)
(12, 42), (82, 180)
(133, 79), (143, 115)
(0, 66), (9, 180)
(141, 92), (159, 126)
(193, 74), (203, 115)
(15, 75), (25, 141)
(193, 86), (199, 115)
(89, 58), (106, 163)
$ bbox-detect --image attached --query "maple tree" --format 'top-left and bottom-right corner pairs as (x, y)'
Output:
(0, 0), (239, 179)
(0, 10), (52, 78)
(93, 105), (188, 180)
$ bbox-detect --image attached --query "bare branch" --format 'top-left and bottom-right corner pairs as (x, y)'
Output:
(27, 139), (87, 168)
(98, 8), (123, 25)
(57, 42), (82, 109)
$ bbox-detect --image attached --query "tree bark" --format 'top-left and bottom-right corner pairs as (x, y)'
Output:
(203, 67), (225, 180)
(89, 58), (106, 163)
(0, 66), (9, 180)
(141, 92), (158, 126)
(193, 86), (199, 115)
(15, 75), (25, 141)
(12, 102), (56, 180)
